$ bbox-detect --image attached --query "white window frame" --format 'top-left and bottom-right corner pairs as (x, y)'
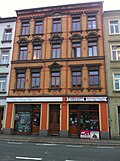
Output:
(0, 76), (7, 92)
(113, 73), (120, 91)
(109, 20), (119, 35)
(3, 28), (12, 41)
(111, 44), (120, 61)
(1, 50), (9, 64)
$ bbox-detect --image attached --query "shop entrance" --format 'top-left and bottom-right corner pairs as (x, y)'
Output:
(69, 104), (99, 138)
(14, 104), (40, 135)
(49, 104), (60, 136)
(0, 108), (3, 132)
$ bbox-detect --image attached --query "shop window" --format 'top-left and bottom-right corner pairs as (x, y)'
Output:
(52, 18), (61, 33)
(19, 46), (27, 60)
(113, 73), (120, 91)
(1, 50), (9, 64)
(111, 45), (120, 61)
(52, 43), (61, 58)
(35, 20), (43, 34)
(109, 20), (119, 34)
(72, 16), (81, 31)
(88, 41), (97, 56)
(72, 42), (81, 58)
(118, 106), (120, 134)
(21, 21), (29, 35)
(87, 15), (97, 30)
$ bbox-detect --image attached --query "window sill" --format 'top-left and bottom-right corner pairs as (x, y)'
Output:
(32, 33), (44, 36)
(0, 91), (7, 94)
(48, 88), (62, 92)
(18, 34), (30, 38)
(0, 64), (9, 67)
(87, 87), (102, 92)
(113, 90), (120, 93)
(50, 32), (62, 35)
(86, 29), (99, 32)
(70, 30), (83, 34)
(28, 88), (41, 92)
(109, 33), (120, 36)
(70, 88), (84, 92)
(1, 40), (12, 43)
(13, 89), (26, 93)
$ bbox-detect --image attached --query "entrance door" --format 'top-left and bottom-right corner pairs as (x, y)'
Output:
(49, 105), (60, 135)
(0, 109), (3, 132)
(32, 106), (40, 135)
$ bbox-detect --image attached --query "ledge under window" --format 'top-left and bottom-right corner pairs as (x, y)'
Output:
(28, 88), (41, 92)
(48, 87), (62, 92)
(87, 87), (102, 92)
(113, 90), (120, 93)
(70, 87), (84, 92)
(0, 64), (9, 67)
(13, 89), (26, 93)
(0, 91), (7, 94)
(18, 34), (30, 38)
(1, 40), (12, 43)
(70, 30), (83, 34)
(86, 29), (99, 32)
(32, 33), (44, 36)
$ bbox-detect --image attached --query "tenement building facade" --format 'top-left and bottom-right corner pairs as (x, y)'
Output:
(104, 10), (120, 139)
(5, 1), (109, 139)
(0, 17), (16, 133)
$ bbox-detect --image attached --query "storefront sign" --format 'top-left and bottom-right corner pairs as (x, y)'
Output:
(6, 97), (63, 103)
(80, 130), (90, 139)
(66, 97), (107, 102)
(90, 131), (99, 139)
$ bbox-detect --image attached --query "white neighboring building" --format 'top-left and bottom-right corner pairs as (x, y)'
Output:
(0, 17), (16, 133)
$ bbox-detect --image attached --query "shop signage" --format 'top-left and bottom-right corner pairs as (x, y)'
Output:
(66, 97), (107, 102)
(90, 131), (99, 139)
(6, 97), (63, 103)
(80, 130), (90, 139)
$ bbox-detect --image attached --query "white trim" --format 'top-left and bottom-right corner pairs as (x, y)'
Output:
(6, 97), (62, 103)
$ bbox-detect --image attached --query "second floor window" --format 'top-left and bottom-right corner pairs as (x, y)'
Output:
(35, 21), (43, 34)
(21, 21), (29, 35)
(16, 73), (25, 89)
(113, 73), (120, 90)
(111, 45), (120, 60)
(72, 42), (81, 58)
(0, 76), (6, 92)
(51, 71), (60, 88)
(31, 72), (40, 89)
(72, 71), (81, 88)
(53, 19), (61, 32)
(72, 16), (80, 31)
(88, 41), (97, 56)
(1, 50), (9, 64)
(88, 15), (97, 30)
(109, 20), (119, 34)
(3, 28), (12, 41)
(19, 46), (27, 60)
(52, 44), (60, 58)
(89, 70), (99, 88)
(33, 45), (42, 60)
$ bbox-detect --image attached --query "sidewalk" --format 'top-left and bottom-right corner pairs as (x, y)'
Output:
(0, 134), (120, 146)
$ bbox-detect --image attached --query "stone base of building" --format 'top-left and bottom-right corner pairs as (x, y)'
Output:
(59, 130), (68, 137)
(3, 128), (13, 135)
(39, 130), (48, 136)
(100, 132), (109, 139)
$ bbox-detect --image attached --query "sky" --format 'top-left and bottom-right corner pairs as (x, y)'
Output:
(0, 0), (120, 18)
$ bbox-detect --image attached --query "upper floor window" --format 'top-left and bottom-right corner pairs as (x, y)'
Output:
(51, 71), (60, 88)
(16, 72), (25, 90)
(109, 20), (119, 34)
(72, 16), (80, 31)
(111, 45), (120, 60)
(53, 18), (61, 32)
(87, 15), (97, 30)
(72, 42), (81, 58)
(0, 76), (6, 92)
(19, 46), (27, 60)
(31, 72), (40, 89)
(1, 50), (9, 64)
(35, 21), (43, 34)
(88, 41), (97, 56)
(113, 73), (120, 90)
(3, 28), (12, 41)
(21, 21), (29, 35)
(89, 70), (99, 88)
(72, 71), (81, 88)
(33, 45), (42, 60)
(52, 43), (60, 58)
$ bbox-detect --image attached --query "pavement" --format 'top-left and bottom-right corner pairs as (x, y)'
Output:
(0, 134), (120, 147)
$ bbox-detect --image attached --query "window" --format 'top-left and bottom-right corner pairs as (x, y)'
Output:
(3, 28), (12, 41)
(111, 45), (120, 60)
(33, 45), (42, 59)
(88, 15), (97, 30)
(19, 46), (27, 60)
(51, 71), (60, 88)
(53, 19), (61, 32)
(89, 70), (99, 87)
(21, 21), (29, 35)
(109, 20), (119, 34)
(16, 73), (25, 89)
(35, 21), (43, 34)
(31, 72), (40, 88)
(0, 76), (6, 92)
(88, 41), (97, 56)
(1, 50), (9, 64)
(72, 42), (81, 57)
(72, 71), (81, 88)
(52, 43), (60, 58)
(72, 16), (80, 31)
(113, 73), (120, 90)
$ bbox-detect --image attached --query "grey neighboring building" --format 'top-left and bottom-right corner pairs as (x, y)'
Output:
(104, 10), (120, 139)
(0, 17), (16, 133)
